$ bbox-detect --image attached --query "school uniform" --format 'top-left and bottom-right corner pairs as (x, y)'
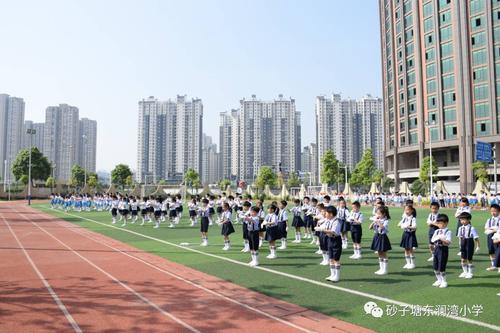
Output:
(277, 209), (288, 239)
(169, 203), (178, 218)
(220, 211), (235, 236)
(188, 203), (198, 217)
(199, 207), (210, 232)
(302, 203), (313, 228)
(485, 216), (500, 255)
(325, 218), (343, 261)
(426, 213), (439, 244)
(458, 224), (479, 261)
(258, 209), (266, 232)
(208, 200), (215, 215)
(370, 219), (392, 252)
(431, 228), (452, 272)
(399, 215), (418, 249)
(493, 231), (500, 267)
(455, 206), (471, 236)
(130, 201), (138, 216)
(348, 211), (363, 243)
(264, 213), (280, 241)
(308, 206), (318, 231)
(153, 202), (162, 218)
(317, 219), (328, 251)
(291, 206), (304, 227)
(338, 207), (350, 233)
(176, 201), (183, 214)
(240, 210), (250, 241)
(247, 216), (261, 251)
(111, 200), (119, 217)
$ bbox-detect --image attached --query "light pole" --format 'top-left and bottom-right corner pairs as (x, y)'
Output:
(426, 120), (436, 199)
(3, 159), (7, 192)
(340, 166), (348, 192)
(26, 128), (36, 205)
(82, 135), (87, 188)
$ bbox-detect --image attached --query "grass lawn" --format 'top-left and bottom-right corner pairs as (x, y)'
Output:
(33, 203), (500, 333)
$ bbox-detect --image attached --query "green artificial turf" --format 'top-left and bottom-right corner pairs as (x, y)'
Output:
(33, 203), (500, 333)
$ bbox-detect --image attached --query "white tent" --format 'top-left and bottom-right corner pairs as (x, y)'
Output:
(472, 179), (490, 195)
(399, 181), (410, 194)
(434, 180), (449, 195)
(369, 182), (379, 194)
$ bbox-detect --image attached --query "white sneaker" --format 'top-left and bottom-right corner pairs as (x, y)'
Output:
(310, 239), (316, 244)
(407, 264), (415, 269)
(349, 254), (356, 259)
(278, 245), (286, 250)
(266, 254), (277, 259)
(201, 241), (208, 247)
(153, 224), (159, 229)
(222, 246), (229, 251)
(403, 263), (410, 269)
(248, 260), (256, 266)
(315, 249), (323, 254)
(439, 281), (448, 288)
(168, 224), (174, 228)
(374, 269), (383, 275)
(432, 280), (442, 287)
(458, 272), (467, 278)
(457, 251), (461, 256)
(486, 266), (496, 271)
(292, 239), (300, 243)
(325, 275), (336, 281)
(464, 273), (473, 279)
(427, 257), (434, 262)
(121, 223), (126, 227)
(140, 221), (145, 226)
(112, 221), (116, 224)
(342, 243), (348, 250)
(315, 240), (320, 245)
(320, 260), (329, 265)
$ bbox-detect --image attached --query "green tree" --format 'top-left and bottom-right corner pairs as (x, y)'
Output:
(320, 150), (339, 186)
(350, 149), (377, 188)
(255, 166), (277, 190)
(380, 176), (395, 193)
(411, 179), (427, 195)
(218, 178), (231, 190)
(11, 147), (51, 183)
(125, 175), (134, 188)
(419, 156), (438, 185)
(184, 168), (201, 193)
(472, 161), (489, 183)
(158, 179), (167, 185)
(111, 164), (133, 189)
(45, 176), (56, 189)
(87, 174), (98, 189)
(287, 172), (301, 188)
(19, 174), (29, 185)
(276, 173), (285, 188)
(372, 169), (384, 184)
(71, 165), (86, 187)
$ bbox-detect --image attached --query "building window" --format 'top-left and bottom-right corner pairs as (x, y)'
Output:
(471, 16), (483, 30)
(404, 14), (413, 27)
(426, 48), (435, 61)
(430, 127), (439, 141)
(473, 67), (487, 83)
(444, 108), (456, 123)
(409, 117), (417, 129)
(445, 125), (457, 139)
(471, 31), (486, 48)
(407, 58), (414, 69)
(475, 102), (490, 118)
(407, 71), (416, 84)
(472, 49), (487, 66)
(496, 26), (500, 43)
(428, 95), (437, 109)
(440, 26), (452, 41)
(442, 58), (454, 74)
(409, 102), (416, 114)
(429, 112), (437, 122)
(470, 0), (485, 15)
(409, 131), (418, 145)
(406, 42), (414, 55)
(440, 11), (451, 25)
(443, 91), (456, 106)
(427, 79), (437, 93)
(440, 42), (453, 57)
(424, 18), (434, 33)
(476, 121), (490, 136)
(423, 2), (433, 17)
(426, 63), (436, 76)
(474, 84), (489, 100)
(438, 0), (451, 10)
(400, 120), (406, 131)
(425, 34), (433, 46)
(495, 9), (500, 24)
(401, 135), (406, 145)
(442, 74), (455, 90)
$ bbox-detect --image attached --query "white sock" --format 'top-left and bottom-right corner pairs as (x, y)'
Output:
(410, 256), (415, 265)
(434, 270), (442, 282)
(462, 264), (467, 273)
(491, 259), (495, 267)
(440, 272), (447, 282)
(468, 264), (473, 274)
(330, 264), (336, 277)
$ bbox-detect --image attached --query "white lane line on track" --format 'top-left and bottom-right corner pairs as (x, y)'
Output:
(42, 208), (500, 332)
(58, 219), (318, 333)
(13, 211), (201, 333)
(0, 216), (82, 333)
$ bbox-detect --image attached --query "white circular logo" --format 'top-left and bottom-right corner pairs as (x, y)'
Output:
(364, 301), (384, 318)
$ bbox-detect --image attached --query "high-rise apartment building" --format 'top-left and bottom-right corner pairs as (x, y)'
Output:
(201, 134), (220, 184)
(0, 94), (25, 180)
(43, 104), (80, 182)
(301, 143), (319, 185)
(219, 109), (240, 180)
(79, 118), (97, 173)
(136, 95), (203, 183)
(23, 120), (45, 156)
(380, 0), (500, 192)
(316, 94), (383, 181)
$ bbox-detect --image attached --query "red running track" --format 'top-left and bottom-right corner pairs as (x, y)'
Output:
(0, 202), (373, 333)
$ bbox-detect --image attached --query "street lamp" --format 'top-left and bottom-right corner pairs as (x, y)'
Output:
(340, 166), (348, 191)
(26, 128), (36, 205)
(425, 120), (436, 199)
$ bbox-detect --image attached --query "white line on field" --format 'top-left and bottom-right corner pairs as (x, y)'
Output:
(0, 216), (82, 333)
(40, 208), (500, 332)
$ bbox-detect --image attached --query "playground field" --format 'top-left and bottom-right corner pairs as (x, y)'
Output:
(5, 202), (500, 332)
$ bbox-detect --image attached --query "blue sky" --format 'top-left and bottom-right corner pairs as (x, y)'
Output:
(0, 0), (382, 171)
